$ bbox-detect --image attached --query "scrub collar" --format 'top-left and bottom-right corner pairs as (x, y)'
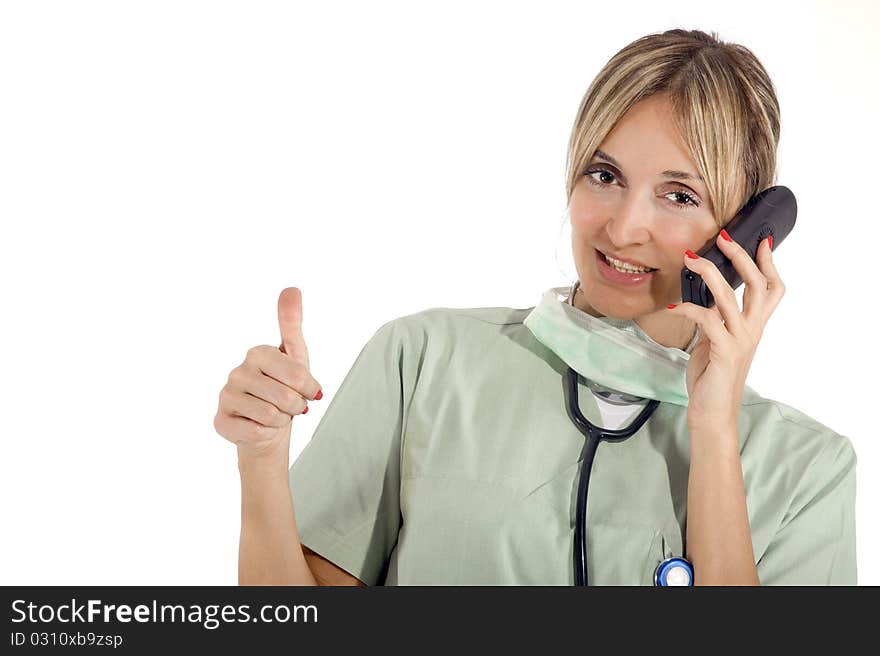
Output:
(522, 281), (700, 407)
(566, 280), (701, 354)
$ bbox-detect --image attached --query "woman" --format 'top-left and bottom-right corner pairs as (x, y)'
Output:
(215, 29), (857, 585)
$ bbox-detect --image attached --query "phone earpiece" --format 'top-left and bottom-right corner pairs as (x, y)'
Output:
(681, 186), (796, 308)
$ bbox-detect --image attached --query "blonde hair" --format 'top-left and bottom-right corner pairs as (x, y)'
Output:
(565, 29), (781, 227)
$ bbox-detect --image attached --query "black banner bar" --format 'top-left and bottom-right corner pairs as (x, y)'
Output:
(0, 586), (869, 651)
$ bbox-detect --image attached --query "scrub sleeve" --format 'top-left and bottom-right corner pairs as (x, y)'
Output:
(755, 434), (858, 584)
(288, 319), (409, 586)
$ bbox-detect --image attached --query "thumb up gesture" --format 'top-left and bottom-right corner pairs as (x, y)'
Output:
(214, 287), (323, 462)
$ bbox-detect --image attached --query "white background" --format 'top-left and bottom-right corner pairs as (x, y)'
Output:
(1, 0), (877, 585)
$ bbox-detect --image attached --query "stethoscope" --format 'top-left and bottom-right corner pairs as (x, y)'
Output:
(564, 283), (694, 587)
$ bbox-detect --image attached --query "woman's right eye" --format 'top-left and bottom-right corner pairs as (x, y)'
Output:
(585, 168), (617, 186)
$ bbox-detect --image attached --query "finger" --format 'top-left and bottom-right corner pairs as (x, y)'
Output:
(215, 412), (277, 446)
(223, 388), (295, 428)
(683, 247), (746, 338)
(229, 366), (310, 416)
(714, 230), (771, 325)
(756, 236), (786, 310)
(667, 301), (731, 350)
(278, 287), (310, 370)
(247, 346), (323, 401)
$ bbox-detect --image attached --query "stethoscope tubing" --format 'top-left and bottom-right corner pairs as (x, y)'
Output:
(574, 431), (600, 586)
(565, 366), (660, 586)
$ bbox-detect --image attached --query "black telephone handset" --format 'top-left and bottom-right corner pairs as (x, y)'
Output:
(681, 185), (797, 308)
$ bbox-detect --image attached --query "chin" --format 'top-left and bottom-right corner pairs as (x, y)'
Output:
(578, 279), (662, 320)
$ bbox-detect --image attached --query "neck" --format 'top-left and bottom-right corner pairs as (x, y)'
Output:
(571, 285), (697, 351)
(634, 309), (698, 351)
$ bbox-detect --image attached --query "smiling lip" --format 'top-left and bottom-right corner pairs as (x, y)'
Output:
(597, 249), (658, 270)
(594, 249), (657, 286)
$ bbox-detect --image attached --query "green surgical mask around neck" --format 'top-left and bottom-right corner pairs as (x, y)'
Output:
(523, 283), (700, 407)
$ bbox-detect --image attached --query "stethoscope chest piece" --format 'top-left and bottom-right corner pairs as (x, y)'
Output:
(654, 557), (694, 586)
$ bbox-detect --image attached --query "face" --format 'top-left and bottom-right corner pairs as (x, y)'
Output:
(569, 93), (720, 321)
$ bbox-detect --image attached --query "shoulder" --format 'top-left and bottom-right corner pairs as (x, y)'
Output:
(360, 304), (548, 392)
(396, 304), (533, 329)
(371, 304), (535, 348)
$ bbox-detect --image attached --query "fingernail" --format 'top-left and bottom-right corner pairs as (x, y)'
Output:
(302, 405), (309, 414)
(315, 389), (323, 401)
(667, 303), (677, 309)
(685, 249), (699, 259)
(768, 235), (773, 250)
(720, 228), (733, 242)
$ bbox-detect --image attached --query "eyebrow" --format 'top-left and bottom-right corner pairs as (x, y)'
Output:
(593, 149), (704, 183)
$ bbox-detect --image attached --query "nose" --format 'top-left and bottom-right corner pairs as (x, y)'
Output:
(604, 191), (654, 247)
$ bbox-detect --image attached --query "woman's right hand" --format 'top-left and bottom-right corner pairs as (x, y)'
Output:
(214, 287), (323, 464)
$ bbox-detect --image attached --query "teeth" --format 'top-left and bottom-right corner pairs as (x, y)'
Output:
(604, 254), (655, 274)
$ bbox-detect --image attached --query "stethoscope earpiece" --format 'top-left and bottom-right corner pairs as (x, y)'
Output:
(654, 557), (694, 586)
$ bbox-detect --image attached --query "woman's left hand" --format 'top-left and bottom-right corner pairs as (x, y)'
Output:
(669, 230), (785, 430)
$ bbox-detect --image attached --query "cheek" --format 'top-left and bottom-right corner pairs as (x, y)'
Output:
(569, 191), (610, 234)
(570, 213), (601, 237)
(656, 235), (689, 260)
(658, 228), (713, 263)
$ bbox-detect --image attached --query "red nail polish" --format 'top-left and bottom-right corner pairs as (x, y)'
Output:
(315, 390), (323, 400)
(685, 249), (699, 259)
(720, 228), (733, 242)
(302, 405), (309, 414)
(667, 303), (677, 309)
(768, 235), (773, 250)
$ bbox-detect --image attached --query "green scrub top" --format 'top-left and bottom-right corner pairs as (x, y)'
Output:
(288, 305), (858, 585)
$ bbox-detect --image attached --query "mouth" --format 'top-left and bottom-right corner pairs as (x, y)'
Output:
(595, 249), (659, 273)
